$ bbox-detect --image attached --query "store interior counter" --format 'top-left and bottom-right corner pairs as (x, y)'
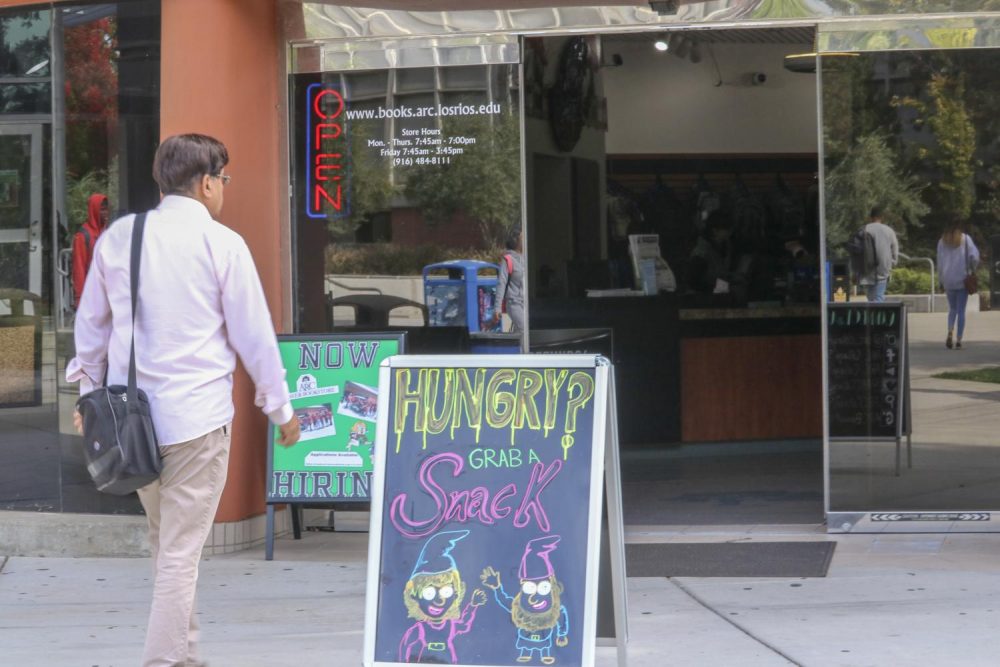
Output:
(531, 297), (821, 446)
(679, 304), (822, 442)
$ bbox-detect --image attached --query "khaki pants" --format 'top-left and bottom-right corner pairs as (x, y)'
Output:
(137, 425), (231, 667)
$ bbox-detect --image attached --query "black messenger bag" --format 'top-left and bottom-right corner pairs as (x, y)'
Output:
(76, 212), (161, 495)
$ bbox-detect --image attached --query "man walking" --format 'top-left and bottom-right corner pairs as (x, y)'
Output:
(861, 206), (899, 303)
(67, 133), (300, 667)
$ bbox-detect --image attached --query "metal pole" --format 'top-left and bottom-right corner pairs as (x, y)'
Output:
(51, 8), (68, 330)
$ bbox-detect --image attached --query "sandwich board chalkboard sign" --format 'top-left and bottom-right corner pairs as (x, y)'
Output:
(363, 354), (627, 667)
(827, 302), (912, 474)
(264, 332), (404, 559)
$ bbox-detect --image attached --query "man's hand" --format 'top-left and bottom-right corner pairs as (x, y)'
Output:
(277, 415), (301, 447)
(556, 635), (569, 648)
(73, 409), (83, 435)
(471, 589), (487, 607)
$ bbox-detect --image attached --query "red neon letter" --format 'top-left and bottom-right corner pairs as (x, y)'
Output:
(315, 122), (342, 149)
(314, 184), (343, 212)
(313, 88), (344, 120)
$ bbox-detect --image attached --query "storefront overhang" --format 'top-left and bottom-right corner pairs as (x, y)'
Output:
(285, 1), (1000, 44)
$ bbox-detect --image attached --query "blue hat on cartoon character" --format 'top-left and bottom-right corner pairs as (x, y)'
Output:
(519, 534), (561, 581)
(410, 530), (470, 578)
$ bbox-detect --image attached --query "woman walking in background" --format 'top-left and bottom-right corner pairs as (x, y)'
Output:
(937, 222), (980, 349)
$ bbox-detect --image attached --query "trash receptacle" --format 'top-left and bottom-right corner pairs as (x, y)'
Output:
(423, 260), (501, 333)
(826, 259), (850, 302)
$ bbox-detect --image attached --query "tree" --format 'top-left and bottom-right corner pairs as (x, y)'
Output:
(404, 112), (521, 248)
(64, 17), (117, 178)
(328, 118), (398, 242)
(895, 72), (976, 223)
(825, 132), (929, 250)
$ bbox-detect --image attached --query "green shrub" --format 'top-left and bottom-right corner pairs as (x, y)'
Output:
(326, 243), (503, 276)
(887, 266), (932, 294)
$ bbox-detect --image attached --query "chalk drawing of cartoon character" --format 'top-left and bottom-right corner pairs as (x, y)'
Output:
(399, 529), (487, 664)
(481, 535), (569, 665)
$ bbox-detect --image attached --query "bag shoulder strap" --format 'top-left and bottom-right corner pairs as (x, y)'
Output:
(81, 227), (92, 253)
(127, 212), (148, 402)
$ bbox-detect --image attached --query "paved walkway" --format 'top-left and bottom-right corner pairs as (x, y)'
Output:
(5, 306), (999, 665)
(5, 525), (1000, 666)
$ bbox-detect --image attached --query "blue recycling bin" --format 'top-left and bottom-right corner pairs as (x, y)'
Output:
(423, 260), (501, 334)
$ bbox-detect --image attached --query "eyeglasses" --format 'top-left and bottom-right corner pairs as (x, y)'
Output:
(212, 173), (232, 186)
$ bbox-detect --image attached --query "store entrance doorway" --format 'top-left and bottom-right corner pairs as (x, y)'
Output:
(524, 26), (825, 527)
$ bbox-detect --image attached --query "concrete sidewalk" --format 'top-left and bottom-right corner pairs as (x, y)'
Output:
(5, 525), (1000, 667)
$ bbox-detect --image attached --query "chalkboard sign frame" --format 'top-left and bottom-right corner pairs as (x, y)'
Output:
(826, 302), (912, 475)
(363, 354), (615, 667)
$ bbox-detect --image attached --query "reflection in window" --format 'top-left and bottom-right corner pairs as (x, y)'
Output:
(0, 2), (160, 515)
(0, 10), (51, 79)
(0, 82), (49, 113)
(824, 49), (1000, 513)
(290, 65), (522, 336)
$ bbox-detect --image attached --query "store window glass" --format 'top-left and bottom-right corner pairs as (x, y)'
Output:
(0, 2), (160, 515)
(289, 64), (523, 346)
(823, 48), (1000, 513)
(0, 10), (51, 114)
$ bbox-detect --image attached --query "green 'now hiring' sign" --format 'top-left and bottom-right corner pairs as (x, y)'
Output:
(267, 333), (404, 503)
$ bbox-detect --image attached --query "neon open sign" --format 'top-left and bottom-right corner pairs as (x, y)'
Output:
(306, 83), (350, 219)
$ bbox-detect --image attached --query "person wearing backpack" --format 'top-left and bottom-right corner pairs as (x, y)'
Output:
(859, 206), (899, 303)
(494, 226), (524, 332)
(937, 221), (980, 349)
(71, 193), (110, 308)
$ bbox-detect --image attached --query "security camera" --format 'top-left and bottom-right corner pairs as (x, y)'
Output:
(603, 52), (624, 67)
(751, 72), (768, 86)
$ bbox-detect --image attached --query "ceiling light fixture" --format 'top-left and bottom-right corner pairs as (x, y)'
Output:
(654, 35), (670, 52)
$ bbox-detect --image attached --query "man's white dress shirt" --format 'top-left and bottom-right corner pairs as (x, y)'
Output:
(67, 195), (293, 446)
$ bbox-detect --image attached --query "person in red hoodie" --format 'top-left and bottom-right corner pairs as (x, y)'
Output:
(71, 193), (110, 308)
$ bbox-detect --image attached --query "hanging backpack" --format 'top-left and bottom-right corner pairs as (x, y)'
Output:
(845, 227), (878, 278)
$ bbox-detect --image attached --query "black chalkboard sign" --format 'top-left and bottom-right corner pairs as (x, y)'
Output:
(364, 355), (615, 667)
(827, 303), (907, 439)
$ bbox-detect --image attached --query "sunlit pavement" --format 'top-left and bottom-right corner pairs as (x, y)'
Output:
(5, 526), (1000, 666)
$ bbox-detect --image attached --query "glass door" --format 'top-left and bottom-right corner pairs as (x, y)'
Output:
(287, 36), (525, 351)
(820, 20), (1000, 531)
(0, 124), (42, 308)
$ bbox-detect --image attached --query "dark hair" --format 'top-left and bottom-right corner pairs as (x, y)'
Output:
(153, 134), (229, 195)
(504, 226), (522, 250)
(870, 205), (883, 219)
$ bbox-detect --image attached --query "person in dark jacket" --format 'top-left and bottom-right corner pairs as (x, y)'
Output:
(686, 210), (735, 294)
(71, 193), (110, 308)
